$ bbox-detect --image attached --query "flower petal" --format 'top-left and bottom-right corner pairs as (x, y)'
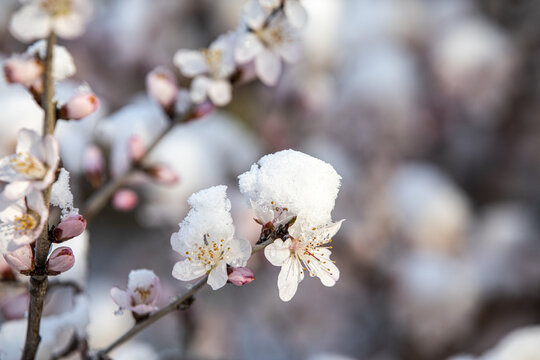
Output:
(207, 260), (228, 290)
(235, 33), (263, 64)
(53, 13), (86, 39)
(190, 76), (211, 104)
(207, 79), (232, 106)
(255, 48), (282, 86)
(9, 5), (51, 43)
(225, 237), (252, 267)
(284, 0), (308, 28)
(243, 0), (267, 29)
(110, 287), (131, 309)
(264, 239), (291, 266)
(174, 49), (208, 77)
(172, 260), (207, 281)
(277, 255), (304, 301)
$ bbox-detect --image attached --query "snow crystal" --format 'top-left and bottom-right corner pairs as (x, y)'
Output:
(128, 269), (158, 289)
(171, 185), (235, 251)
(51, 168), (79, 219)
(238, 149), (341, 225)
(27, 40), (76, 81)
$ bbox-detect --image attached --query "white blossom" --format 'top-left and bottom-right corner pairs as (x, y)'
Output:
(174, 32), (237, 106)
(236, 1), (302, 85)
(256, 0), (308, 29)
(110, 269), (161, 315)
(265, 219), (343, 301)
(27, 40), (76, 80)
(171, 186), (252, 290)
(0, 128), (59, 202)
(9, 0), (94, 42)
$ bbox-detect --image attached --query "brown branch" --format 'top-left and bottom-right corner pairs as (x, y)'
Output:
(22, 31), (57, 360)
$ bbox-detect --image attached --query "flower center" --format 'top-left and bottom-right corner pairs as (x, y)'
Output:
(10, 152), (47, 179)
(40, 0), (73, 17)
(184, 234), (229, 267)
(13, 213), (38, 235)
(133, 286), (152, 304)
(202, 49), (223, 77)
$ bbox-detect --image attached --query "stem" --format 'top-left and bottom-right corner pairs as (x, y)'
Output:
(22, 31), (57, 360)
(96, 236), (276, 358)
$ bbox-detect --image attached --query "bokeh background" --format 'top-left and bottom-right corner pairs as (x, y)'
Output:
(1, 0), (540, 359)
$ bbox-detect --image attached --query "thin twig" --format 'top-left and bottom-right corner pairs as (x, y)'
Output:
(22, 31), (56, 360)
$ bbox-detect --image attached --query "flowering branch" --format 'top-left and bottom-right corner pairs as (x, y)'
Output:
(22, 31), (57, 360)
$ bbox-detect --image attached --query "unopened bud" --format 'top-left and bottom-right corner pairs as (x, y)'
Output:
(146, 164), (179, 185)
(46, 247), (75, 275)
(53, 215), (86, 242)
(60, 92), (100, 120)
(227, 267), (255, 286)
(3, 245), (34, 275)
(83, 145), (104, 187)
(1, 292), (29, 320)
(191, 101), (214, 120)
(112, 189), (138, 211)
(3, 55), (42, 87)
(129, 135), (146, 162)
(146, 67), (178, 112)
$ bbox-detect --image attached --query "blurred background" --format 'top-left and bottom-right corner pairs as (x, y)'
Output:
(1, 0), (540, 359)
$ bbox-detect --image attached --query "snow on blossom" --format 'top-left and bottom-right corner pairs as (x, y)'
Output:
(0, 191), (48, 253)
(265, 219), (343, 301)
(10, 0), (94, 42)
(236, 1), (302, 85)
(479, 326), (540, 360)
(27, 40), (76, 81)
(50, 167), (79, 219)
(174, 31), (237, 106)
(238, 149), (341, 226)
(110, 269), (160, 316)
(0, 128), (59, 202)
(171, 185), (252, 290)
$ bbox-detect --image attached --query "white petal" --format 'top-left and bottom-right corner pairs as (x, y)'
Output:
(16, 129), (41, 156)
(251, 200), (274, 224)
(277, 41), (302, 63)
(235, 33), (263, 64)
(110, 287), (131, 309)
(277, 256), (304, 301)
(173, 49), (207, 77)
(225, 237), (252, 267)
(9, 5), (51, 43)
(207, 79), (232, 106)
(52, 14), (86, 39)
(207, 260), (228, 290)
(264, 239), (291, 266)
(284, 0), (308, 28)
(310, 219), (344, 245)
(303, 249), (339, 287)
(0, 158), (20, 183)
(242, 0), (267, 29)
(172, 260), (207, 281)
(259, 0), (281, 9)
(190, 76), (210, 104)
(255, 49), (282, 86)
(26, 190), (46, 216)
(3, 181), (31, 201)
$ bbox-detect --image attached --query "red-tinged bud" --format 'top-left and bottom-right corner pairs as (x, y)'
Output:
(53, 214), (87, 242)
(146, 164), (179, 185)
(112, 189), (138, 211)
(1, 292), (30, 320)
(83, 145), (104, 188)
(146, 67), (178, 112)
(3, 245), (34, 275)
(227, 267), (255, 286)
(46, 247), (75, 275)
(129, 135), (146, 162)
(60, 93), (100, 120)
(3, 56), (43, 87)
(185, 101), (214, 122)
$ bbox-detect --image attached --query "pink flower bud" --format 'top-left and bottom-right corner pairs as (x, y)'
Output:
(83, 144), (104, 187)
(227, 267), (255, 286)
(129, 135), (146, 162)
(1, 292), (29, 320)
(3, 56), (42, 87)
(112, 189), (138, 211)
(60, 93), (100, 120)
(146, 164), (179, 185)
(3, 245), (34, 275)
(192, 101), (214, 119)
(46, 247), (75, 275)
(146, 67), (178, 111)
(53, 215), (87, 242)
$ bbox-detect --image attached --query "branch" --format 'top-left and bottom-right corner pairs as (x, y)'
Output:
(22, 31), (57, 360)
(95, 232), (279, 358)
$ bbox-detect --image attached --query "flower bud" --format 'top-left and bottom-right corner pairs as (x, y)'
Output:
(3, 245), (34, 275)
(1, 292), (29, 320)
(46, 247), (75, 275)
(227, 267), (255, 286)
(83, 144), (104, 187)
(145, 164), (179, 185)
(129, 135), (146, 162)
(60, 93), (100, 120)
(3, 55), (42, 87)
(112, 189), (138, 211)
(192, 101), (214, 120)
(146, 67), (178, 112)
(53, 215), (87, 242)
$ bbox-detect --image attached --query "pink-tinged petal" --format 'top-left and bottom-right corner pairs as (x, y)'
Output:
(130, 304), (155, 315)
(173, 49), (207, 77)
(191, 101), (215, 119)
(264, 239), (291, 266)
(52, 13), (86, 39)
(255, 49), (282, 86)
(3, 181), (31, 201)
(112, 189), (138, 211)
(190, 76), (211, 104)
(110, 287), (131, 309)
(60, 93), (100, 120)
(277, 256), (304, 302)
(243, 0), (267, 29)
(172, 260), (207, 282)
(3, 245), (34, 273)
(3, 56), (43, 87)
(207, 260), (228, 290)
(146, 67), (178, 110)
(53, 215), (86, 242)
(207, 79), (232, 106)
(235, 33), (263, 64)
(83, 145), (104, 177)
(284, 0), (308, 28)
(46, 246), (75, 275)
(227, 267), (255, 286)
(1, 292), (30, 320)
(9, 5), (51, 43)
